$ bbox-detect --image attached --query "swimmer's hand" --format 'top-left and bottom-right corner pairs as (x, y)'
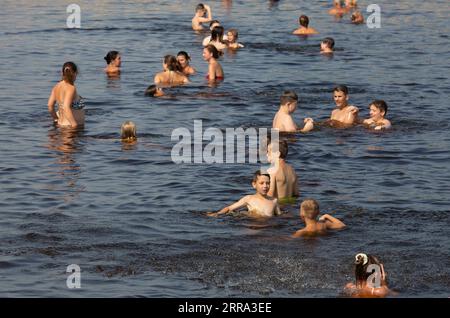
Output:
(304, 117), (314, 124)
(374, 125), (383, 131)
(206, 211), (219, 217)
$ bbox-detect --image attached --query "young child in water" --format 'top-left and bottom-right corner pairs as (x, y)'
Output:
(226, 29), (244, 49)
(267, 139), (299, 202)
(207, 170), (281, 218)
(363, 100), (391, 130)
(192, 3), (212, 31)
(272, 91), (314, 133)
(320, 37), (335, 54)
(329, 85), (359, 126)
(344, 253), (392, 298)
(293, 15), (319, 35)
(351, 10), (364, 24)
(121, 121), (137, 142)
(292, 199), (346, 237)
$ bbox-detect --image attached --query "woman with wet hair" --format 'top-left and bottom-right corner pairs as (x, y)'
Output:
(208, 26), (227, 51)
(177, 51), (196, 76)
(104, 50), (121, 75)
(154, 55), (189, 86)
(203, 45), (224, 82)
(47, 61), (85, 128)
(344, 253), (393, 297)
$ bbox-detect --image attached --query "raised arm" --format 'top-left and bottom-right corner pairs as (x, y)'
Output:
(207, 196), (249, 217)
(47, 87), (58, 122)
(199, 4), (212, 22)
(62, 86), (78, 128)
(319, 213), (346, 230)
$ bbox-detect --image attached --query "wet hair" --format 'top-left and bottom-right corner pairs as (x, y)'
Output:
(204, 44), (221, 59)
(354, 254), (386, 288)
(278, 140), (288, 159)
(104, 51), (119, 65)
(299, 15), (309, 28)
(164, 55), (182, 72)
(61, 61), (78, 84)
(252, 170), (271, 183)
(195, 4), (205, 13)
(322, 37), (335, 49)
(210, 26), (225, 43)
(301, 199), (320, 220)
(370, 100), (388, 115)
(280, 90), (298, 105)
(209, 20), (220, 28)
(121, 121), (137, 141)
(144, 85), (158, 97)
(177, 51), (191, 62)
(334, 85), (349, 95)
(227, 28), (239, 41)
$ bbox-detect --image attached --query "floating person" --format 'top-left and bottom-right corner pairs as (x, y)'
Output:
(202, 20), (228, 46)
(192, 3), (212, 31)
(121, 121), (137, 142)
(154, 55), (189, 86)
(328, 85), (359, 126)
(344, 253), (393, 298)
(293, 15), (319, 35)
(177, 51), (196, 76)
(345, 0), (358, 11)
(266, 139), (299, 203)
(226, 29), (244, 49)
(329, 0), (346, 16)
(208, 26), (228, 51)
(292, 199), (346, 237)
(203, 44), (224, 81)
(144, 84), (164, 97)
(272, 90), (314, 133)
(351, 10), (364, 24)
(207, 170), (281, 218)
(104, 50), (121, 76)
(363, 100), (392, 130)
(47, 61), (85, 128)
(320, 37), (335, 54)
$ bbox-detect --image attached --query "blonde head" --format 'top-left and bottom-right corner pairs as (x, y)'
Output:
(300, 199), (320, 220)
(121, 121), (137, 141)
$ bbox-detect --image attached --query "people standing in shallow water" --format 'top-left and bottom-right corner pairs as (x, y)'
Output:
(344, 253), (392, 298)
(203, 45), (224, 81)
(47, 62), (85, 128)
(121, 121), (137, 142)
(207, 170), (281, 218)
(266, 140), (299, 202)
(363, 100), (391, 130)
(154, 55), (189, 86)
(292, 199), (346, 237)
(202, 20), (228, 46)
(328, 85), (359, 126)
(320, 37), (335, 54)
(272, 90), (314, 133)
(192, 3), (212, 31)
(293, 15), (319, 35)
(177, 51), (196, 76)
(208, 26), (228, 51)
(104, 51), (121, 76)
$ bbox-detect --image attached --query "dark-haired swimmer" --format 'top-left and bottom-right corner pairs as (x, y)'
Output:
(177, 51), (196, 76)
(192, 3), (212, 31)
(104, 51), (121, 75)
(207, 171), (281, 218)
(154, 55), (189, 86)
(144, 85), (164, 97)
(47, 62), (84, 128)
(351, 10), (364, 24)
(203, 45), (224, 81)
(328, 85), (359, 126)
(293, 15), (318, 35)
(208, 26), (227, 51)
(363, 100), (391, 130)
(320, 37), (335, 54)
(272, 90), (314, 133)
(202, 20), (228, 46)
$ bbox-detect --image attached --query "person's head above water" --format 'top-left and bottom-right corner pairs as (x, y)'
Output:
(177, 51), (191, 66)
(203, 44), (221, 60)
(121, 121), (137, 141)
(321, 37), (335, 51)
(163, 55), (182, 72)
(280, 90), (298, 106)
(300, 199), (320, 220)
(354, 253), (386, 288)
(370, 100), (388, 117)
(144, 84), (164, 97)
(209, 20), (221, 30)
(299, 15), (310, 28)
(61, 61), (78, 84)
(195, 3), (206, 15)
(333, 85), (349, 108)
(211, 26), (225, 42)
(227, 29), (239, 42)
(252, 170), (271, 195)
(104, 51), (121, 66)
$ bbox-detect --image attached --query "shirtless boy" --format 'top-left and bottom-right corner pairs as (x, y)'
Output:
(273, 91), (314, 133)
(329, 85), (359, 126)
(192, 4), (212, 31)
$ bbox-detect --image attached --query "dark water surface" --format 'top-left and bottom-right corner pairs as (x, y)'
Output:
(0, 0), (449, 297)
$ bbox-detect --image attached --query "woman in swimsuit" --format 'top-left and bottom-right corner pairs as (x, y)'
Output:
(154, 55), (189, 86)
(203, 45), (224, 82)
(47, 62), (85, 128)
(104, 50), (121, 76)
(177, 51), (196, 76)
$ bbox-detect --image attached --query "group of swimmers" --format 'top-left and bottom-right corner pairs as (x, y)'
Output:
(46, 1), (393, 297)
